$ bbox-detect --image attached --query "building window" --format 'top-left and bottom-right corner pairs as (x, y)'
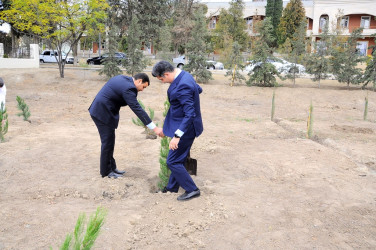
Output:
(360, 16), (370, 29)
(320, 15), (329, 30)
(340, 16), (349, 28)
(356, 41), (368, 56)
(245, 17), (253, 30)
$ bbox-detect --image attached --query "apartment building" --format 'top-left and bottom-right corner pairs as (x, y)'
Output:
(203, 0), (376, 55)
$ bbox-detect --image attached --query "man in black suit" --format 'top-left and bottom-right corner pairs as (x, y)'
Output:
(89, 73), (163, 178)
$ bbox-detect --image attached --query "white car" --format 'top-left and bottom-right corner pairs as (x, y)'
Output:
(40, 50), (74, 64)
(206, 60), (224, 70)
(245, 58), (305, 74)
(172, 55), (224, 70)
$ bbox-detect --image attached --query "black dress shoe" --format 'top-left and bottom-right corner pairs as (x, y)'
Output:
(113, 169), (126, 175)
(103, 171), (123, 179)
(177, 189), (200, 201)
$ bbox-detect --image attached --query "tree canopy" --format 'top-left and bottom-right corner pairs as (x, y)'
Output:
(0, 0), (108, 77)
(185, 6), (212, 83)
(278, 0), (305, 46)
(265, 0), (283, 47)
(213, 0), (249, 51)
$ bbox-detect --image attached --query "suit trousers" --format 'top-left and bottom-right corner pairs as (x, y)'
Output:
(91, 115), (117, 176)
(166, 129), (198, 193)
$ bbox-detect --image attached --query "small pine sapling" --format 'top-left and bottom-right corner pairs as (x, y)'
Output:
(16, 96), (31, 122)
(271, 89), (276, 121)
(132, 99), (156, 139)
(0, 103), (9, 142)
(158, 136), (171, 190)
(158, 98), (171, 190)
(59, 207), (107, 250)
(364, 93), (368, 121)
(307, 101), (314, 139)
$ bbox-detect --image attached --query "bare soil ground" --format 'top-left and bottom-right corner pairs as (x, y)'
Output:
(0, 67), (375, 249)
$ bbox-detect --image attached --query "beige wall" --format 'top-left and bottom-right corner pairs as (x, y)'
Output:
(0, 44), (39, 69)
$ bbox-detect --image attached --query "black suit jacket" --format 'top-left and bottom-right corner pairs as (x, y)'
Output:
(89, 75), (151, 129)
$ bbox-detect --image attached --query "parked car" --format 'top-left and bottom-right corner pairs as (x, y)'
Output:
(172, 55), (224, 70)
(87, 52), (127, 65)
(39, 50), (74, 64)
(206, 60), (224, 70)
(245, 58), (305, 74)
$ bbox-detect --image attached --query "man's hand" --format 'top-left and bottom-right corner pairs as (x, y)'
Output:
(153, 127), (164, 137)
(169, 137), (180, 150)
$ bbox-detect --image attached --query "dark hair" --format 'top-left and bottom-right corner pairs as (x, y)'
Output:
(0, 77), (4, 87)
(133, 73), (150, 86)
(152, 61), (175, 77)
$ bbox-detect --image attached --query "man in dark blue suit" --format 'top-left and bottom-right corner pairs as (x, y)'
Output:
(89, 73), (163, 178)
(152, 61), (203, 201)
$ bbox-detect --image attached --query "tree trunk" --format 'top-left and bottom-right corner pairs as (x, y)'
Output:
(318, 77), (321, 89)
(59, 62), (65, 78)
(56, 44), (65, 78)
(293, 70), (296, 87)
(11, 29), (16, 58)
(73, 43), (78, 66)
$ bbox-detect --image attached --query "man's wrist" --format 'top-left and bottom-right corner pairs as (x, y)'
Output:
(174, 134), (181, 138)
(174, 129), (184, 137)
(147, 122), (156, 130)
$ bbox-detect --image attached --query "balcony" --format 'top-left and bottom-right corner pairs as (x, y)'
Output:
(337, 25), (376, 36)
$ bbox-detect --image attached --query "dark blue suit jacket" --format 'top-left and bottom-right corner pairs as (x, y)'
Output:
(89, 75), (151, 129)
(163, 71), (203, 138)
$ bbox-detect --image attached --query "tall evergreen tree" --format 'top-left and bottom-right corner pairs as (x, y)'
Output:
(156, 24), (173, 62)
(99, 12), (122, 80)
(265, 0), (283, 48)
(184, 6), (212, 83)
(225, 41), (245, 86)
(213, 0), (249, 50)
(362, 36), (376, 91)
(331, 28), (365, 88)
(171, 0), (195, 55)
(305, 23), (331, 88)
(247, 17), (280, 87)
(284, 20), (307, 86)
(123, 15), (147, 76)
(134, 0), (171, 49)
(278, 0), (305, 46)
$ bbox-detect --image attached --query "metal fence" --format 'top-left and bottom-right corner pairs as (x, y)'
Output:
(6, 46), (31, 58)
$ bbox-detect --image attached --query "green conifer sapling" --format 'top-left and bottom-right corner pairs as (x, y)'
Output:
(16, 96), (31, 122)
(0, 103), (9, 142)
